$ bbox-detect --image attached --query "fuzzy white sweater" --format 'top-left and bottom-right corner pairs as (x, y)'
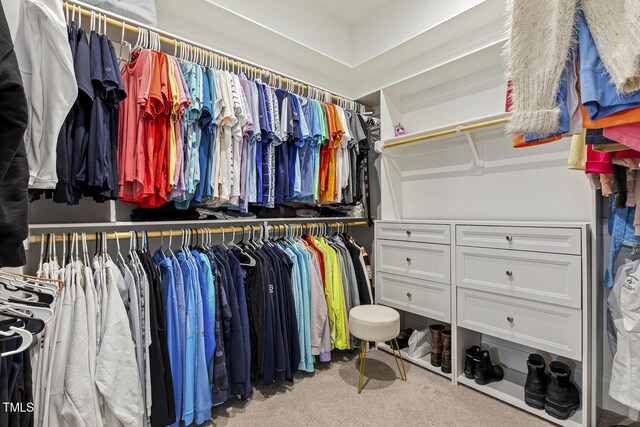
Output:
(505, 0), (640, 134)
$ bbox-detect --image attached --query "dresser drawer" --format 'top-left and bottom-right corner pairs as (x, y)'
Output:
(377, 222), (451, 244)
(377, 240), (451, 284)
(377, 273), (451, 322)
(456, 247), (581, 308)
(456, 225), (581, 255)
(457, 288), (582, 360)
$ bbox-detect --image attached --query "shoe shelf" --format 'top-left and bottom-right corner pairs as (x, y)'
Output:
(377, 342), (452, 380)
(457, 367), (582, 427)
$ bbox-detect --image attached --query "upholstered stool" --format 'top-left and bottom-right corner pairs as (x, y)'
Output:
(349, 304), (407, 393)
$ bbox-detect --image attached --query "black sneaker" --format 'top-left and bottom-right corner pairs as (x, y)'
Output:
(545, 361), (580, 420)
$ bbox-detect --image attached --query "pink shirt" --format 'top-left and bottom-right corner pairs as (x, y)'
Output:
(603, 123), (640, 151)
(119, 49), (153, 202)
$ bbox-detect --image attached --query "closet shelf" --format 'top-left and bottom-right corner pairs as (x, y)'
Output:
(376, 342), (452, 379)
(28, 217), (368, 230)
(457, 371), (582, 427)
(381, 113), (509, 150)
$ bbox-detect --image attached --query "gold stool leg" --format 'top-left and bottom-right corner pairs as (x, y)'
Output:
(391, 338), (407, 381)
(358, 342), (367, 393)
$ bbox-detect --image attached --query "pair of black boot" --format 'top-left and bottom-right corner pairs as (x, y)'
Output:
(525, 354), (580, 420)
(464, 346), (504, 385)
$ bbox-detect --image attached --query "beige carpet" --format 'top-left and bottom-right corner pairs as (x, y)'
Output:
(211, 349), (553, 426)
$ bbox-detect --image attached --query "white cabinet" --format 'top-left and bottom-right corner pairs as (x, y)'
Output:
(457, 288), (582, 360)
(375, 221), (452, 323)
(456, 246), (582, 308)
(377, 222), (451, 244)
(378, 272), (451, 322)
(456, 225), (582, 255)
(375, 220), (590, 426)
(377, 239), (450, 284)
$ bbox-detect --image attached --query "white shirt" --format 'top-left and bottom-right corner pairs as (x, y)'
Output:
(608, 260), (640, 411)
(2, 0), (77, 189)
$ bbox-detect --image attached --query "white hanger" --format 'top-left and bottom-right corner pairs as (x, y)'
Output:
(219, 227), (228, 249)
(0, 326), (33, 356)
(0, 300), (53, 323)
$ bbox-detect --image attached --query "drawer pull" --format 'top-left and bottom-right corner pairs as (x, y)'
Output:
(506, 235), (513, 242)
(406, 292), (412, 299)
(406, 257), (412, 263)
(506, 270), (513, 277)
(507, 316), (514, 323)
(406, 230), (412, 236)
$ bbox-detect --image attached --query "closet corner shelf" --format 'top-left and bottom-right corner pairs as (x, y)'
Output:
(457, 370), (582, 427)
(382, 113), (510, 150)
(376, 342), (452, 379)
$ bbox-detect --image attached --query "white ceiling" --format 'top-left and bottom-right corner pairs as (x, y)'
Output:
(308, 0), (394, 24)
(154, 0), (507, 101)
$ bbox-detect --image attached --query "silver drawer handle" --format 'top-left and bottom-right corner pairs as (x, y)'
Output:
(506, 270), (513, 277)
(506, 235), (513, 242)
(406, 257), (412, 263)
(406, 230), (412, 236)
(507, 316), (514, 323)
(407, 292), (412, 298)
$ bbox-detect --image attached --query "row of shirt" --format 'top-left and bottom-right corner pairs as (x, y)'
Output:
(15, 4), (372, 210)
(119, 48), (370, 211)
(31, 229), (372, 427)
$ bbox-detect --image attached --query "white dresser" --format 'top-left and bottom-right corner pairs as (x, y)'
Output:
(375, 220), (591, 427)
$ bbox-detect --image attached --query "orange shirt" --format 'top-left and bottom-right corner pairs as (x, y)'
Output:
(512, 134), (563, 148)
(319, 103), (333, 200)
(581, 105), (640, 129)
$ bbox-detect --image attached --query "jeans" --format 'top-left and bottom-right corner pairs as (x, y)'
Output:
(605, 196), (640, 287)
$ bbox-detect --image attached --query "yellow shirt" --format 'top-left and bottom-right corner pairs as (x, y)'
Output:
(166, 57), (179, 187)
(314, 237), (347, 350)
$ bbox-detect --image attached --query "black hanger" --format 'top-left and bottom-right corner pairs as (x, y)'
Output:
(1, 282), (55, 305)
(0, 314), (45, 336)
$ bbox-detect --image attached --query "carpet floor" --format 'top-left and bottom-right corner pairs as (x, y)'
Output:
(211, 348), (554, 426)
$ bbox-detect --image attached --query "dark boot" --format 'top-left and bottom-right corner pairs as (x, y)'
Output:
(429, 324), (445, 367)
(440, 330), (452, 374)
(473, 350), (504, 385)
(524, 354), (548, 409)
(464, 346), (481, 379)
(545, 361), (580, 420)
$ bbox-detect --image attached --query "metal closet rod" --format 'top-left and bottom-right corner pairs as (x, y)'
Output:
(30, 221), (370, 243)
(61, 0), (363, 110)
(383, 117), (510, 149)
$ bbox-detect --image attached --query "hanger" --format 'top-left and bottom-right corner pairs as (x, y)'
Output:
(0, 325), (33, 356)
(219, 227), (229, 250)
(0, 314), (45, 336)
(0, 300), (53, 323)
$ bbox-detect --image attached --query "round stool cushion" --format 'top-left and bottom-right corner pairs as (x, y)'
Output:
(349, 304), (400, 342)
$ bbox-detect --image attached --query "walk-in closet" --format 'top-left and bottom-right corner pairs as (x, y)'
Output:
(0, 0), (638, 426)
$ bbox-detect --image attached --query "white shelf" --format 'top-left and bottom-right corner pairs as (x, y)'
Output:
(377, 342), (452, 379)
(382, 112), (508, 147)
(457, 368), (582, 427)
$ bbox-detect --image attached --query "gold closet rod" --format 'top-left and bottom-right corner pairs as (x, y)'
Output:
(61, 0), (362, 110)
(30, 221), (370, 243)
(383, 117), (510, 149)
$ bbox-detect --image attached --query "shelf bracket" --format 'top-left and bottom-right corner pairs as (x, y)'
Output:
(456, 125), (484, 175)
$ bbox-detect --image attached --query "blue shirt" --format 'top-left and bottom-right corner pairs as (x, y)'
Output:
(188, 252), (213, 424)
(153, 251), (183, 427)
(195, 67), (213, 203)
(176, 251), (196, 424)
(579, 11), (640, 120)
